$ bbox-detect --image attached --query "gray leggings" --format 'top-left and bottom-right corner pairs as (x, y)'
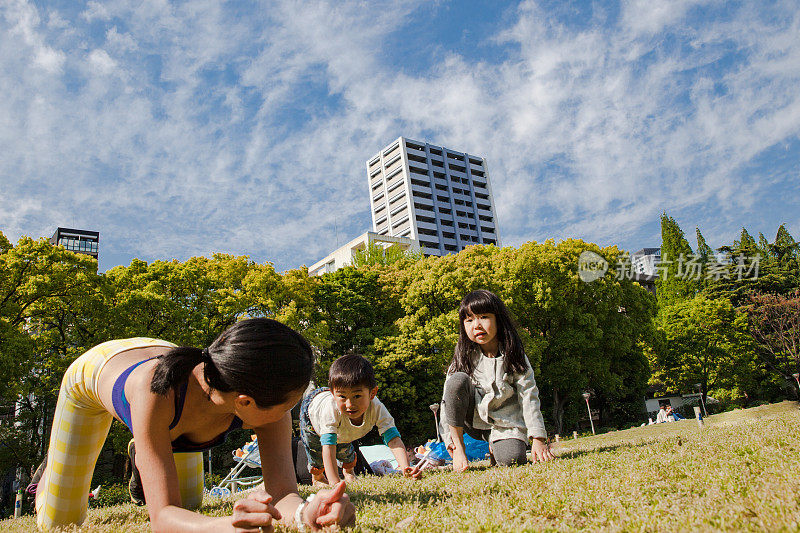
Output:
(442, 372), (528, 466)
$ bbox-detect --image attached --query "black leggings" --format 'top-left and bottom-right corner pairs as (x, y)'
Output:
(442, 372), (527, 466)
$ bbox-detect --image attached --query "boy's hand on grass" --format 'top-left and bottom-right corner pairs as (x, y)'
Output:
(231, 490), (281, 532)
(403, 466), (422, 479)
(305, 480), (356, 530)
(531, 438), (555, 462)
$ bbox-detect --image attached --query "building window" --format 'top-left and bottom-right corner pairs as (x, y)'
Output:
(383, 143), (399, 158)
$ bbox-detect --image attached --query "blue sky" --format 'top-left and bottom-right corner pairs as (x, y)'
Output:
(2, 0), (798, 272)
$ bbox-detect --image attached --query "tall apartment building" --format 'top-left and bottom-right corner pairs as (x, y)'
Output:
(367, 137), (500, 256)
(49, 227), (100, 259)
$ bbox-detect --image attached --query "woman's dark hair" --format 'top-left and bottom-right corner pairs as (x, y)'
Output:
(151, 318), (314, 408)
(449, 289), (528, 376)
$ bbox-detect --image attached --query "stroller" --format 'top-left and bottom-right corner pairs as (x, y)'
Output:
(209, 435), (263, 497)
(209, 434), (371, 497)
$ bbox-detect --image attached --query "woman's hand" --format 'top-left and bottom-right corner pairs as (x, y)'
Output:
(231, 490), (282, 532)
(531, 438), (555, 463)
(303, 481), (356, 530)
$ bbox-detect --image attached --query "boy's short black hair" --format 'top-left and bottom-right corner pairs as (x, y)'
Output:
(328, 353), (376, 390)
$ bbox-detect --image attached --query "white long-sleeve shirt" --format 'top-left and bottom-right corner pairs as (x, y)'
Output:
(442, 351), (548, 444)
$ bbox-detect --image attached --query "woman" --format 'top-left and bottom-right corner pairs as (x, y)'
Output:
(35, 318), (355, 532)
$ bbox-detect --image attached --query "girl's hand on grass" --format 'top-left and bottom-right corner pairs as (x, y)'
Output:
(452, 451), (469, 473)
(305, 480), (356, 530)
(231, 490), (281, 532)
(531, 438), (555, 463)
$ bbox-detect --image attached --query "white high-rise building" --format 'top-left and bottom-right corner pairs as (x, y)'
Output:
(366, 137), (500, 256)
(631, 248), (661, 276)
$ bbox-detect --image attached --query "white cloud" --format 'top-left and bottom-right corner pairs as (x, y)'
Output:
(33, 45), (65, 72)
(88, 48), (116, 73)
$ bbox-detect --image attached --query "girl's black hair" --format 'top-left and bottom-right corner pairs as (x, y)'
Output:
(448, 289), (528, 376)
(150, 318), (314, 408)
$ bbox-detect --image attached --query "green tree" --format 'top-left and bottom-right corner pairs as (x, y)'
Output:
(742, 291), (800, 397)
(706, 225), (799, 305)
(0, 234), (104, 478)
(374, 246), (503, 441)
(653, 295), (753, 404)
(498, 240), (656, 433)
(351, 242), (422, 268)
(656, 214), (698, 305)
(313, 267), (402, 383)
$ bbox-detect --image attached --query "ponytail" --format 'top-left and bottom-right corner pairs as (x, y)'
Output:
(150, 318), (314, 407)
(150, 347), (205, 395)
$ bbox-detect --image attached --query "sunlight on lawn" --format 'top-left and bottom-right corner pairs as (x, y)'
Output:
(4, 401), (798, 532)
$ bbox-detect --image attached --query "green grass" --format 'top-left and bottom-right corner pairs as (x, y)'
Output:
(5, 401), (799, 532)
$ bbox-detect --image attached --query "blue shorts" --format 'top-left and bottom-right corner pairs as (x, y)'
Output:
(299, 387), (356, 470)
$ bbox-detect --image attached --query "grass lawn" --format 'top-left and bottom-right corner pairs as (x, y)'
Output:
(4, 401), (799, 532)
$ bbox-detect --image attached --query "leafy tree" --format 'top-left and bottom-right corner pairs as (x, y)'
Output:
(313, 267), (402, 383)
(351, 242), (422, 268)
(498, 240), (656, 433)
(695, 228), (716, 290)
(656, 214), (698, 305)
(0, 234), (104, 479)
(653, 295), (753, 404)
(706, 225), (799, 305)
(374, 246), (504, 441)
(742, 291), (800, 397)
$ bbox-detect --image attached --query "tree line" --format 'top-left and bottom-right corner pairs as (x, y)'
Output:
(1, 220), (797, 502)
(651, 216), (800, 409)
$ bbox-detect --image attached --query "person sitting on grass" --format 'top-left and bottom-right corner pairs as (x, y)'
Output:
(34, 318), (355, 532)
(299, 353), (417, 486)
(441, 289), (555, 472)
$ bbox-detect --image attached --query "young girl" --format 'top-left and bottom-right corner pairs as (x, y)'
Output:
(35, 318), (355, 532)
(441, 290), (554, 472)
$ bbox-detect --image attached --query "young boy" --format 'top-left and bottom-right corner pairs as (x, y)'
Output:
(300, 353), (414, 485)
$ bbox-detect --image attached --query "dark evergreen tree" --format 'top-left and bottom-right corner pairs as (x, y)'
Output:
(656, 213), (698, 306)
